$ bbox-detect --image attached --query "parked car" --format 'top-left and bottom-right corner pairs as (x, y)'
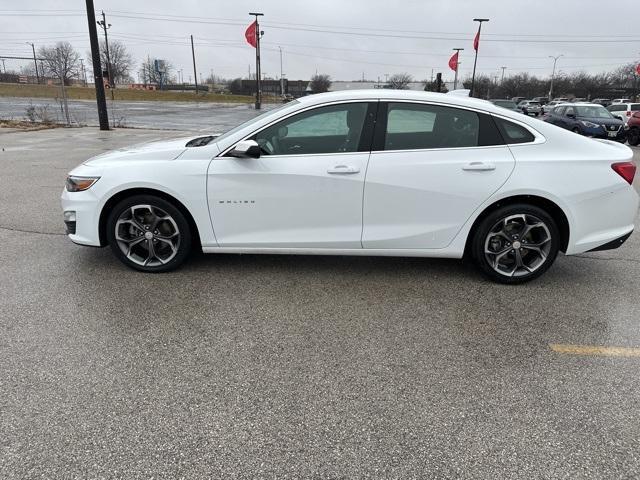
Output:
(611, 98), (632, 104)
(545, 103), (626, 142)
(552, 97), (569, 102)
(607, 102), (640, 125)
(543, 100), (564, 112)
(61, 90), (638, 284)
(571, 98), (587, 103)
(517, 100), (542, 116)
(511, 96), (526, 105)
(532, 97), (549, 105)
(625, 111), (640, 146)
(489, 99), (519, 112)
(592, 98), (612, 107)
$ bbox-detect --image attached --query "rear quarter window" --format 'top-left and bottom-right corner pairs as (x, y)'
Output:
(493, 117), (535, 144)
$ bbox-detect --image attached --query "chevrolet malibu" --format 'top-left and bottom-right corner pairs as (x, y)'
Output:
(61, 90), (638, 284)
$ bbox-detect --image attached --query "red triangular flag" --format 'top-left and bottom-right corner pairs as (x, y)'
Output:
(245, 21), (257, 48)
(448, 52), (459, 72)
(473, 31), (480, 51)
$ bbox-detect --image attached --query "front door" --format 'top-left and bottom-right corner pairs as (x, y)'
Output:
(208, 101), (376, 248)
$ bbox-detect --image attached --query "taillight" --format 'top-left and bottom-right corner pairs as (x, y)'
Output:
(612, 162), (636, 185)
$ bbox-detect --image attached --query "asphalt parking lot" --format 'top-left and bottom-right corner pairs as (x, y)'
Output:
(0, 96), (274, 131)
(1, 127), (640, 479)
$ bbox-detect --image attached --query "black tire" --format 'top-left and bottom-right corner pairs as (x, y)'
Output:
(106, 194), (192, 272)
(471, 204), (560, 284)
(628, 128), (640, 146)
(572, 127), (581, 135)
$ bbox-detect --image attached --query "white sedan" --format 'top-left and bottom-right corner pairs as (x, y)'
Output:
(61, 90), (638, 284)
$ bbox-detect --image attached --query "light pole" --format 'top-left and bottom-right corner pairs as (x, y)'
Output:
(279, 46), (284, 96)
(452, 48), (464, 90)
(1, 59), (5, 74)
(549, 54), (563, 101)
(501, 66), (507, 84)
(249, 12), (264, 109)
(470, 18), (489, 97)
(26, 42), (39, 83)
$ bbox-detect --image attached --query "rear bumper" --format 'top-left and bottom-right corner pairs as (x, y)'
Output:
(587, 231), (633, 252)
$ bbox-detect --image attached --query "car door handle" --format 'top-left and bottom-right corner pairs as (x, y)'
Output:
(462, 162), (496, 171)
(327, 165), (360, 174)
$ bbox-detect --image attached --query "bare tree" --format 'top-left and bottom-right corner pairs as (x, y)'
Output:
(38, 42), (80, 85)
(388, 73), (412, 90)
(309, 74), (332, 93)
(99, 40), (133, 84)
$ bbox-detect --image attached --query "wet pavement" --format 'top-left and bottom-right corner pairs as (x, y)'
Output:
(0, 96), (274, 132)
(1, 127), (639, 479)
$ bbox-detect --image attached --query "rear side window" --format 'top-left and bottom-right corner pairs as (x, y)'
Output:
(384, 103), (482, 150)
(493, 117), (535, 144)
(609, 105), (626, 112)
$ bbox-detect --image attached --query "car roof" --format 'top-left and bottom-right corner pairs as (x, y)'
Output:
(295, 89), (527, 118)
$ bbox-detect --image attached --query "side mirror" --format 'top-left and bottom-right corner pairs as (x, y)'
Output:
(566, 113), (576, 119)
(228, 139), (261, 159)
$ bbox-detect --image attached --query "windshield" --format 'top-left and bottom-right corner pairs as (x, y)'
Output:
(493, 100), (517, 108)
(213, 101), (299, 144)
(575, 105), (615, 119)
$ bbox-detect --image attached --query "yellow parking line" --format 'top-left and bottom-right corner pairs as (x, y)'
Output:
(550, 344), (640, 357)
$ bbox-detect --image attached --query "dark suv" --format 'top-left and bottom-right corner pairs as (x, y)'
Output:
(544, 103), (626, 142)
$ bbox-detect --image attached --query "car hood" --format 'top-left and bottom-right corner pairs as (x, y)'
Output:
(577, 116), (623, 126)
(82, 134), (217, 166)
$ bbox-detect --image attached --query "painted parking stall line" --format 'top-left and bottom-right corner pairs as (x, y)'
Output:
(550, 344), (640, 358)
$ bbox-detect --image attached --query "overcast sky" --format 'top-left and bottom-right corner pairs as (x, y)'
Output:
(1, 0), (639, 83)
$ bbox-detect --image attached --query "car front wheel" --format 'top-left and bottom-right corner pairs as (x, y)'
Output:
(628, 128), (640, 146)
(472, 204), (560, 284)
(106, 195), (192, 272)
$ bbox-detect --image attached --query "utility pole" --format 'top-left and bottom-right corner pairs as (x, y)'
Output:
(501, 66), (506, 84)
(97, 11), (114, 100)
(190, 35), (198, 93)
(452, 48), (464, 90)
(85, 0), (109, 130)
(79, 58), (87, 86)
(249, 12), (264, 109)
(26, 42), (39, 83)
(470, 18), (489, 97)
(548, 54), (563, 101)
(279, 46), (284, 96)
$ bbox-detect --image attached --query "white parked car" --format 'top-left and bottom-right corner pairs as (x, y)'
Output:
(607, 102), (640, 125)
(61, 90), (638, 284)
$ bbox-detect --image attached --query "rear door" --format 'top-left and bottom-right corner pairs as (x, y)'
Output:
(362, 102), (515, 249)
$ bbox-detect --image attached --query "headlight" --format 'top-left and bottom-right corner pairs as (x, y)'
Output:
(579, 120), (600, 129)
(65, 176), (100, 192)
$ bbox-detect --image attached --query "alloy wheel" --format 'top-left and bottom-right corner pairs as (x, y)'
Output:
(114, 204), (181, 267)
(483, 214), (552, 278)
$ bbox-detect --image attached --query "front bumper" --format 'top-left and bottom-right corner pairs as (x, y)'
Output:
(581, 125), (626, 142)
(61, 188), (103, 246)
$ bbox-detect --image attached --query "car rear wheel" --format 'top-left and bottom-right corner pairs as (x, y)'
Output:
(628, 128), (640, 146)
(472, 204), (560, 284)
(106, 195), (192, 272)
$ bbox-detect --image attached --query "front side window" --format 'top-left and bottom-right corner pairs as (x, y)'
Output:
(384, 103), (481, 150)
(253, 103), (369, 156)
